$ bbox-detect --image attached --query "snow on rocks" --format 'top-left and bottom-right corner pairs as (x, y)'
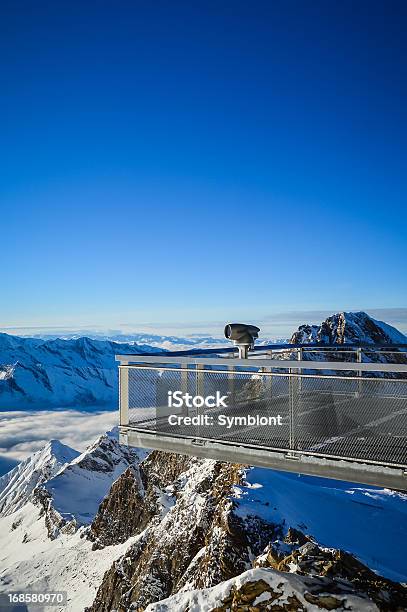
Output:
(34, 429), (148, 536)
(144, 566), (379, 612)
(0, 439), (79, 517)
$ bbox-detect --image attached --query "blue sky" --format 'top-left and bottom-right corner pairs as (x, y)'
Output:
(1, 1), (406, 337)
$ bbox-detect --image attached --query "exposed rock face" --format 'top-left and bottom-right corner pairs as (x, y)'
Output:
(87, 452), (280, 611)
(86, 451), (407, 612)
(32, 431), (147, 538)
(88, 451), (199, 550)
(88, 466), (146, 549)
(290, 311), (407, 375)
(290, 311), (406, 346)
(254, 533), (407, 611)
(144, 567), (381, 612)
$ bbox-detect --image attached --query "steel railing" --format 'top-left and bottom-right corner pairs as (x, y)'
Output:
(117, 349), (407, 471)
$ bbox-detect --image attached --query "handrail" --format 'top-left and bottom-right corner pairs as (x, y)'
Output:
(116, 341), (407, 358)
(116, 354), (407, 373)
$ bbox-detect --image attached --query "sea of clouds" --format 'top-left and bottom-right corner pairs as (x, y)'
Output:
(0, 409), (118, 475)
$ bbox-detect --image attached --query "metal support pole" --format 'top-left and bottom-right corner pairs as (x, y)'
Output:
(228, 364), (235, 408)
(181, 364), (189, 415)
(357, 348), (362, 397)
(288, 368), (296, 451)
(119, 363), (129, 427)
(297, 347), (303, 393)
(237, 344), (249, 359)
(263, 366), (273, 400)
(196, 364), (204, 437)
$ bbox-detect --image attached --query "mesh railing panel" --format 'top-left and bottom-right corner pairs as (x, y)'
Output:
(124, 365), (407, 467)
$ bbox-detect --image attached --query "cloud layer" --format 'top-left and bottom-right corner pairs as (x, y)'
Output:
(2, 308), (406, 339)
(0, 409), (119, 464)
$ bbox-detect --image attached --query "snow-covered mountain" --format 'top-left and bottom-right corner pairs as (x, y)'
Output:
(0, 430), (149, 611)
(0, 333), (162, 409)
(4, 311), (403, 410)
(0, 432), (406, 610)
(0, 440), (79, 517)
(87, 453), (407, 611)
(289, 312), (407, 375)
(36, 431), (148, 535)
(0, 432), (407, 612)
(291, 311), (407, 345)
(1, 312), (407, 610)
(26, 331), (232, 351)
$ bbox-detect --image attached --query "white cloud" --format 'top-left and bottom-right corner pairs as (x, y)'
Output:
(0, 410), (119, 462)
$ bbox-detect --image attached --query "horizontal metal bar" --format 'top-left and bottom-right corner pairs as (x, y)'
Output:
(124, 425), (407, 470)
(116, 355), (407, 373)
(119, 363), (407, 383)
(119, 427), (407, 490)
(118, 341), (407, 358)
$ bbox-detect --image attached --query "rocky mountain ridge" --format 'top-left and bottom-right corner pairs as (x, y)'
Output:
(0, 439), (79, 517)
(87, 451), (407, 612)
(290, 311), (406, 346)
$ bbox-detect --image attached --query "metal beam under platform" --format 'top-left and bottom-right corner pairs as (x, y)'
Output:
(119, 426), (407, 491)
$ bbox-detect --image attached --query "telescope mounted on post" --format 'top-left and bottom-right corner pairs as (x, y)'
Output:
(224, 323), (260, 358)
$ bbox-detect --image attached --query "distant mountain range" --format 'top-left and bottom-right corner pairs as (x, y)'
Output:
(0, 311), (405, 410)
(0, 334), (163, 409)
(23, 331), (232, 350)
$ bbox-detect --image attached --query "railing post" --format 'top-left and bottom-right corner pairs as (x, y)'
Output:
(119, 362), (129, 427)
(228, 364), (235, 408)
(288, 368), (297, 451)
(181, 364), (189, 415)
(357, 348), (362, 397)
(195, 364), (204, 437)
(297, 347), (302, 393)
(261, 368), (273, 399)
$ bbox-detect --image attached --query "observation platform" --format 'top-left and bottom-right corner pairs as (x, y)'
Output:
(117, 343), (407, 489)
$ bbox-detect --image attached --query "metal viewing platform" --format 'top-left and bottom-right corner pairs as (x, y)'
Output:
(117, 341), (407, 490)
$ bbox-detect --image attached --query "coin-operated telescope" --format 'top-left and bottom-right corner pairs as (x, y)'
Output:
(224, 323), (260, 358)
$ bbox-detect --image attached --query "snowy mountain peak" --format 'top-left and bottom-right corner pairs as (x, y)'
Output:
(291, 311), (406, 345)
(0, 439), (79, 517)
(35, 429), (148, 535)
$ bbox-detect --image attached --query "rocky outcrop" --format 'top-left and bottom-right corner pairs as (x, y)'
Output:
(35, 486), (77, 539)
(144, 567), (381, 611)
(87, 452), (280, 611)
(86, 451), (407, 612)
(290, 311), (407, 375)
(32, 432), (147, 538)
(254, 533), (407, 611)
(88, 466), (146, 549)
(290, 311), (406, 346)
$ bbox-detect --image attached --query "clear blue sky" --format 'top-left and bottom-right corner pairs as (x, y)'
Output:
(1, 1), (406, 336)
